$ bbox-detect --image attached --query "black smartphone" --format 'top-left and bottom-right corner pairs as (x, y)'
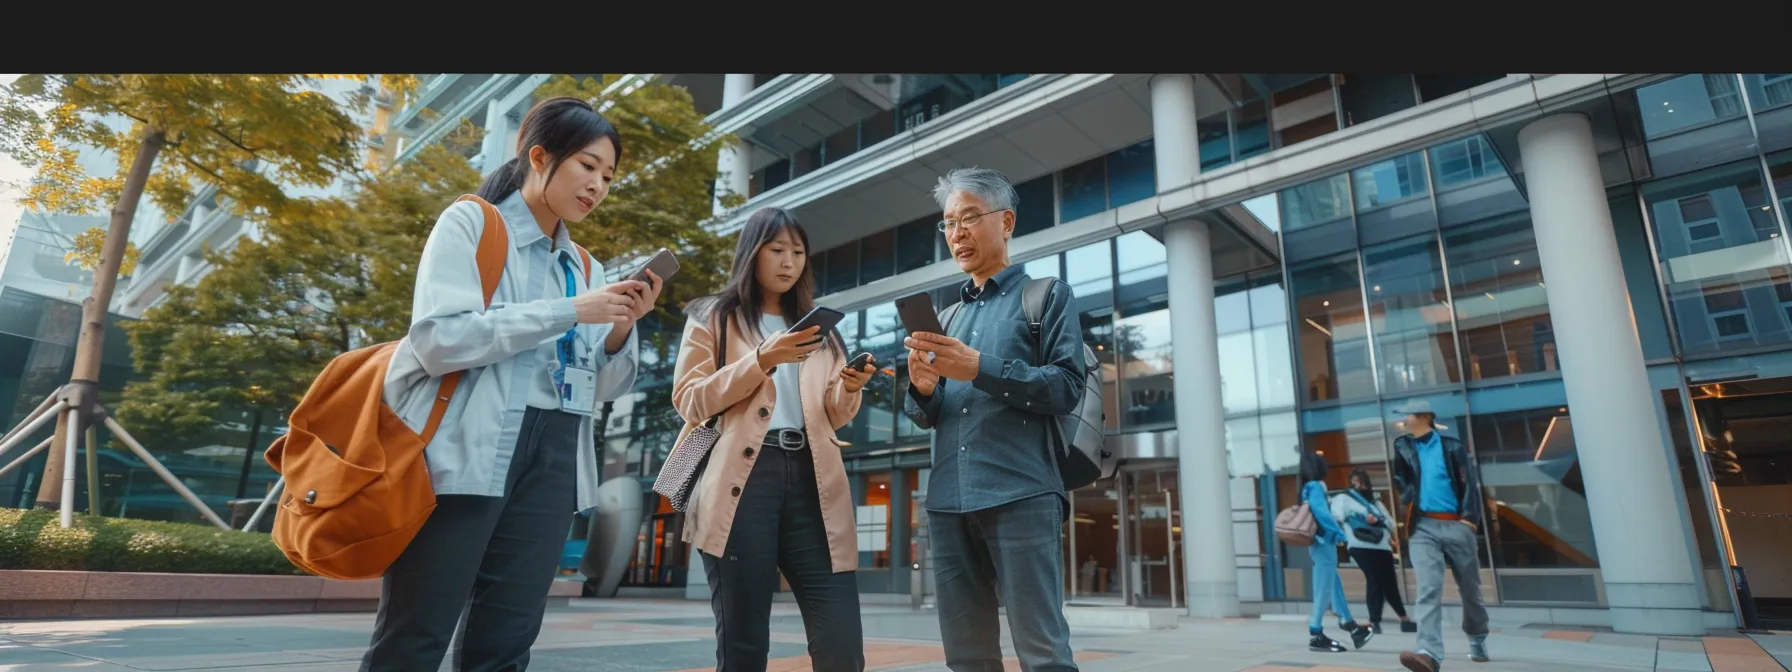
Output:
(788, 306), (845, 342)
(847, 352), (874, 372)
(630, 248), (680, 284)
(895, 292), (945, 336)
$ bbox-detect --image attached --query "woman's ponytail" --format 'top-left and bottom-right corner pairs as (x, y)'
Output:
(474, 156), (526, 203)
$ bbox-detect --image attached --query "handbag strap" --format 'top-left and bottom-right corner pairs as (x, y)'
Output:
(701, 312), (728, 429)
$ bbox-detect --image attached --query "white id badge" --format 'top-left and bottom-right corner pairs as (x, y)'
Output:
(560, 365), (598, 417)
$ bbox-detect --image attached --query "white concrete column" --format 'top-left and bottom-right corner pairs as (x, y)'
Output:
(1149, 74), (1202, 191)
(1517, 113), (1705, 635)
(713, 74), (758, 216)
(1151, 73), (1240, 618)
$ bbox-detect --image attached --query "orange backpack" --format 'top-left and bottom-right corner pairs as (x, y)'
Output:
(263, 194), (592, 580)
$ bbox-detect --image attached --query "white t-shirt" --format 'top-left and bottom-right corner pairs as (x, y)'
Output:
(759, 314), (806, 433)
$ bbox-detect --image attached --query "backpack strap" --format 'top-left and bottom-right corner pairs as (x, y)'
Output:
(573, 243), (594, 286)
(1020, 276), (1056, 362)
(455, 194), (509, 308)
(426, 195), (510, 443)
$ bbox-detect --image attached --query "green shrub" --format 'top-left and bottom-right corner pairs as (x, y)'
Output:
(0, 508), (303, 575)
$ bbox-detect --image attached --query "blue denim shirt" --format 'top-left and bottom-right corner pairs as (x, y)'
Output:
(1415, 431), (1458, 514)
(903, 264), (1085, 514)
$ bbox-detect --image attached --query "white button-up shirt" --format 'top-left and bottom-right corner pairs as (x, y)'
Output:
(382, 190), (638, 513)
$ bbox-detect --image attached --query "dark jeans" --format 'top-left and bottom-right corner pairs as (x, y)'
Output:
(701, 436), (864, 672)
(1348, 547), (1407, 624)
(360, 407), (581, 672)
(930, 493), (1076, 672)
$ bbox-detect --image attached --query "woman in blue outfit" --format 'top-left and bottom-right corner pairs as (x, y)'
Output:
(1300, 450), (1374, 653)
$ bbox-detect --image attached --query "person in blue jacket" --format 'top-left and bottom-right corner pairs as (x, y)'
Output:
(1300, 449), (1374, 653)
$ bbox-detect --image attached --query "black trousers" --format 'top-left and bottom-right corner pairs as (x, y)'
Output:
(701, 435), (864, 672)
(1348, 546), (1408, 624)
(361, 407), (581, 672)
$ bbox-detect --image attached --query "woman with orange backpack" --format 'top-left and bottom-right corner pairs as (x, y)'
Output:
(360, 96), (661, 671)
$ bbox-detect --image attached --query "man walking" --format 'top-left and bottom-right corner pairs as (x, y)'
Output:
(903, 167), (1085, 672)
(1390, 400), (1491, 671)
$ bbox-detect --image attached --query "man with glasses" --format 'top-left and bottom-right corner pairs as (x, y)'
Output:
(903, 167), (1086, 672)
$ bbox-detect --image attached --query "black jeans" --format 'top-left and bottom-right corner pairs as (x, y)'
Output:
(1348, 547), (1407, 624)
(361, 407), (582, 672)
(931, 493), (1076, 672)
(701, 435), (864, 672)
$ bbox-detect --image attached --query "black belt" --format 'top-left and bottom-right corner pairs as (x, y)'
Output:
(762, 428), (808, 451)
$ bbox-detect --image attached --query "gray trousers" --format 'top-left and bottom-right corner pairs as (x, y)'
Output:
(360, 407), (581, 672)
(930, 493), (1077, 672)
(1410, 516), (1490, 660)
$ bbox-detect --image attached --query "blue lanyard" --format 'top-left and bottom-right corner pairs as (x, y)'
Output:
(553, 252), (581, 391)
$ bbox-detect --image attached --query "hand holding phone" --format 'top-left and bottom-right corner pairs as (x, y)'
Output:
(788, 306), (845, 345)
(840, 352), (876, 393)
(847, 352), (874, 372)
(630, 248), (680, 284)
(895, 292), (945, 336)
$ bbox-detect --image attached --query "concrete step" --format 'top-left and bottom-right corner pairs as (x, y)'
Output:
(1063, 605), (1182, 630)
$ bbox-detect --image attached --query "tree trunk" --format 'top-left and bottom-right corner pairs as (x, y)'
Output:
(36, 127), (166, 510)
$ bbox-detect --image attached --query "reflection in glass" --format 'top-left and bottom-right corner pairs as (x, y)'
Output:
(1118, 307), (1174, 428)
(1199, 111), (1233, 171)
(1642, 160), (1792, 355)
(1227, 415), (1263, 478)
(1280, 174), (1352, 232)
(1066, 241), (1119, 430)
(1249, 276), (1297, 411)
(1060, 156), (1108, 222)
(1107, 140), (1156, 209)
(1290, 254), (1374, 403)
(1468, 385), (1600, 572)
(1443, 213), (1557, 380)
(897, 216), (937, 274)
(1216, 281), (1257, 415)
(1352, 152), (1429, 211)
(860, 229), (895, 284)
(1014, 175), (1056, 237)
(1636, 74), (1747, 139)
(1429, 135), (1506, 189)
(1744, 74), (1792, 153)
(1659, 387), (1732, 612)
(1362, 236), (1458, 392)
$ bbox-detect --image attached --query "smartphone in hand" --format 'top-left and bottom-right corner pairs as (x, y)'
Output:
(631, 248), (680, 284)
(895, 292), (945, 335)
(847, 352), (873, 371)
(789, 306), (845, 345)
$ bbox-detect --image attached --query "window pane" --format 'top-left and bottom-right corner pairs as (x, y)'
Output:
(1637, 74), (1747, 139)
(1743, 74), (1792, 154)
(852, 303), (905, 444)
(860, 229), (895, 284)
(1641, 160), (1792, 356)
(1289, 253), (1375, 403)
(1199, 112), (1233, 171)
(1216, 279), (1256, 415)
(824, 241), (858, 296)
(1059, 156), (1108, 222)
(1014, 175), (1055, 237)
(1249, 275), (1297, 411)
(1468, 380), (1601, 575)
(1235, 99), (1272, 161)
(1279, 174), (1352, 232)
(1443, 213), (1557, 381)
(896, 216), (937, 274)
(1116, 233), (1171, 427)
(1363, 235), (1459, 393)
(1352, 152), (1430, 211)
(1106, 140), (1156, 208)
(1067, 241), (1119, 431)
(1022, 254), (1060, 282)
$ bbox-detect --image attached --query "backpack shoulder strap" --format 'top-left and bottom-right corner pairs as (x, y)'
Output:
(573, 244), (594, 285)
(1021, 276), (1057, 360)
(455, 194), (508, 308)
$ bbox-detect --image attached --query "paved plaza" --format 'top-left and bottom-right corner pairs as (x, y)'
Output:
(1, 598), (1788, 671)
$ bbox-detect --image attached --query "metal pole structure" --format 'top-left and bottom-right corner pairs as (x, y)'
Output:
(0, 438), (53, 479)
(243, 477), (283, 532)
(101, 415), (230, 530)
(0, 401), (67, 460)
(85, 423), (101, 516)
(0, 393), (57, 451)
(58, 407), (80, 528)
(1167, 488), (1179, 610)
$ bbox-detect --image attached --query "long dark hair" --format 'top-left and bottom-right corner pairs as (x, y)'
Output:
(1300, 450), (1331, 484)
(475, 96), (625, 205)
(695, 207), (844, 357)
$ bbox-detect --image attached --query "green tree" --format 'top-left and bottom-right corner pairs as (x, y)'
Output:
(0, 74), (415, 510)
(115, 122), (485, 450)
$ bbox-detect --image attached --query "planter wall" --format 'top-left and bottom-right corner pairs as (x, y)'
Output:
(0, 569), (582, 620)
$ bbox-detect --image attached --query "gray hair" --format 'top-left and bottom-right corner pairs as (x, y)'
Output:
(931, 167), (1016, 213)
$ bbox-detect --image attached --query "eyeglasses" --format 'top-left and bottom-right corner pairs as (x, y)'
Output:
(936, 209), (1010, 234)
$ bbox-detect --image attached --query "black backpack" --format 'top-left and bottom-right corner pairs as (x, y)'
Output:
(941, 276), (1113, 491)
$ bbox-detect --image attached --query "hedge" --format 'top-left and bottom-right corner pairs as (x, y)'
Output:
(0, 507), (303, 575)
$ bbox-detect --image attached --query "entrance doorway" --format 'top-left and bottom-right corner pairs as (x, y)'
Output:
(1121, 464), (1183, 608)
(1689, 375), (1792, 629)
